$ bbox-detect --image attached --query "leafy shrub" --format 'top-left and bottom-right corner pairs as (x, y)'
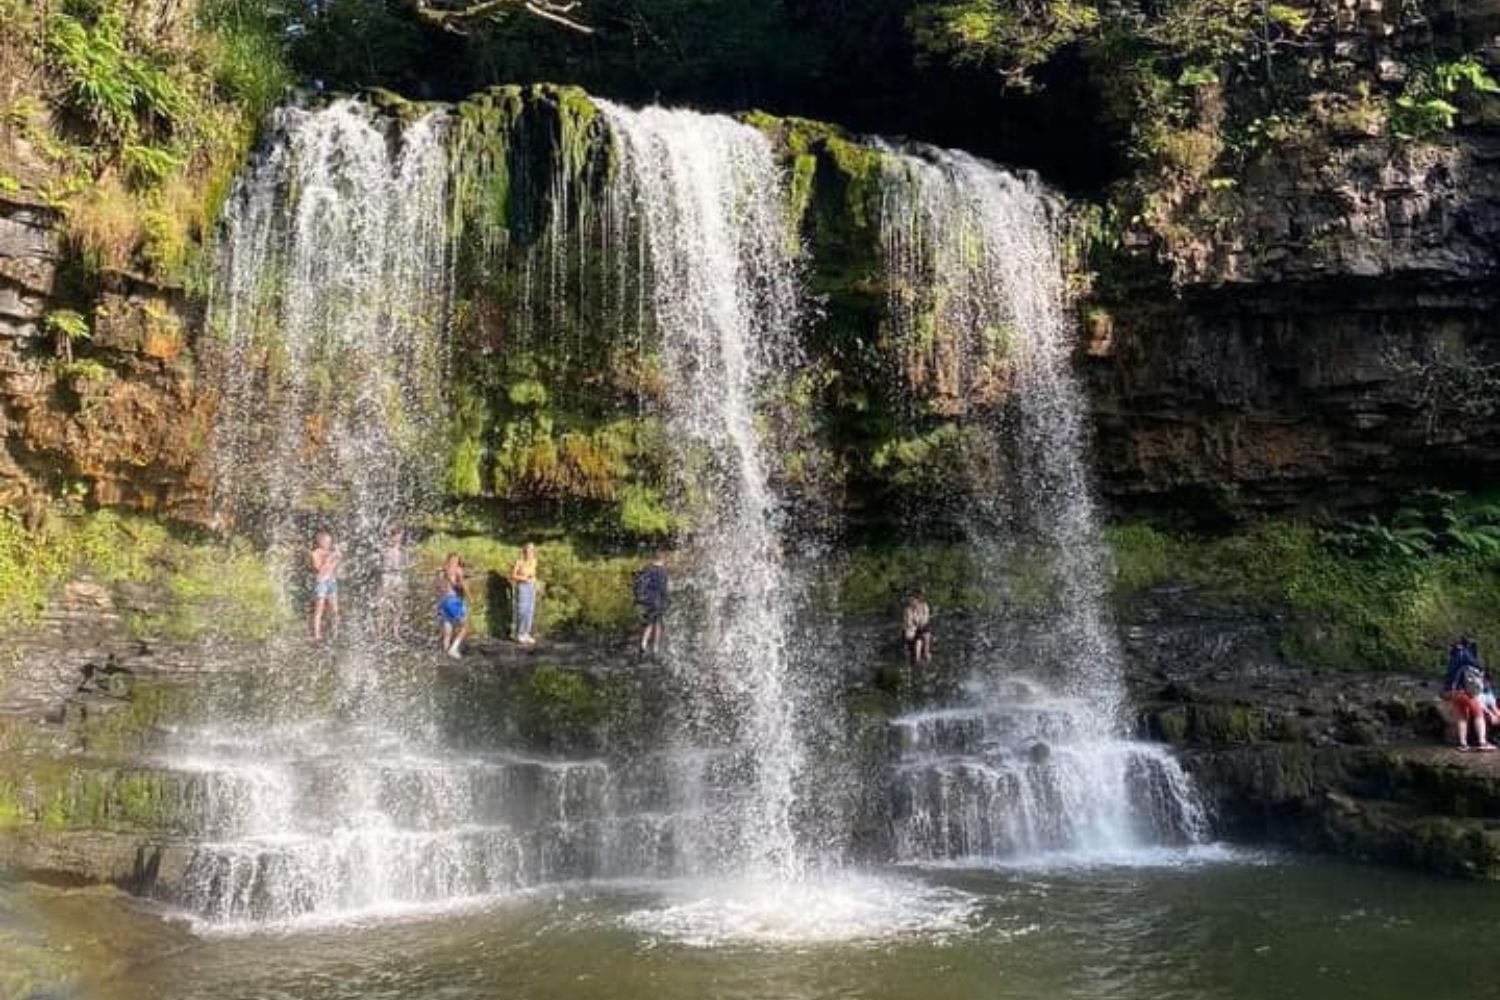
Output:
(415, 535), (641, 637)
(1108, 511), (1500, 671)
(44, 309), (92, 363)
(22, 0), (292, 281)
(0, 508), (284, 640)
(1392, 56), (1500, 139)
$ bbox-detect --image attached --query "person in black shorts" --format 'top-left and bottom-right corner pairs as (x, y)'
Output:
(633, 552), (669, 657)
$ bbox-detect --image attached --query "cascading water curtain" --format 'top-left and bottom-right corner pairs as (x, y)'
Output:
(208, 100), (450, 630)
(879, 146), (1207, 859)
(597, 102), (818, 880)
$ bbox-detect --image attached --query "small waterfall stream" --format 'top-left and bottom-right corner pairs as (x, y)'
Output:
(877, 147), (1206, 860)
(597, 102), (812, 880)
(209, 100), (450, 576)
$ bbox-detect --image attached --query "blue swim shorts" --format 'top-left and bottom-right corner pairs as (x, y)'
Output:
(440, 594), (467, 625)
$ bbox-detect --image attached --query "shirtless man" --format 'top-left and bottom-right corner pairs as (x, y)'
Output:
(437, 552), (469, 659)
(310, 531), (342, 643)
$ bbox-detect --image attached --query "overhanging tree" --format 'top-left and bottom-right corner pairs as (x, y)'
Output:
(402, 0), (594, 33)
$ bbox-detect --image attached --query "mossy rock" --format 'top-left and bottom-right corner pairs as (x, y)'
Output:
(519, 664), (606, 751)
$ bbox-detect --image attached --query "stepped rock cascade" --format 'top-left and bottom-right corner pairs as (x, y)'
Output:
(597, 102), (816, 880)
(877, 147), (1206, 860)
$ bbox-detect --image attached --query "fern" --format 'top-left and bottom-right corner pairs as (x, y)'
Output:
(121, 143), (183, 185)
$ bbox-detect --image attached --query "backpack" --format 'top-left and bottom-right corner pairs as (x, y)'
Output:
(632, 568), (651, 605)
(1463, 665), (1485, 696)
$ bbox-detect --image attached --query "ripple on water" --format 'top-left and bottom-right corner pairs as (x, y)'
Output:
(617, 872), (992, 949)
(908, 841), (1259, 874)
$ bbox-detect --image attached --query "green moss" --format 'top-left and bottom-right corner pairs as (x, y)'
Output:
(747, 112), (888, 240)
(617, 484), (676, 537)
(0, 782), (25, 829)
(521, 665), (605, 743)
(869, 423), (965, 490)
(1107, 521), (1175, 592)
(837, 543), (990, 616)
(1154, 706), (1189, 744)
(415, 535), (641, 637)
(153, 544), (284, 641)
(1109, 519), (1500, 671)
(450, 83), (606, 254)
(0, 507), (284, 641)
(447, 383), (489, 499)
(0, 760), (188, 834)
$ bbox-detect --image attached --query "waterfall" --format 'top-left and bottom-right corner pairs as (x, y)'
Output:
(209, 99), (450, 624)
(168, 101), (496, 927)
(597, 103), (813, 879)
(160, 99), (827, 929)
(877, 146), (1206, 860)
(158, 97), (1206, 933)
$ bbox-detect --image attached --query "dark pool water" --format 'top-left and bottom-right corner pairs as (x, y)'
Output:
(7, 854), (1492, 1000)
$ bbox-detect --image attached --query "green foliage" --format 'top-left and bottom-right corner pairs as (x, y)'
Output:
(1392, 56), (1500, 139)
(870, 423), (964, 490)
(1326, 492), (1500, 561)
(1434, 56), (1500, 98)
(121, 143), (185, 185)
(507, 379), (550, 407)
(1392, 93), (1460, 139)
(56, 358), (110, 383)
(0, 508), (284, 640)
(521, 665), (605, 743)
(447, 384), (489, 498)
(46, 11), (182, 142)
(44, 310), (91, 361)
(617, 483), (676, 537)
(1108, 513), (1500, 672)
(1107, 522), (1175, 593)
(20, 0), (293, 281)
(909, 0), (1101, 89)
(151, 542), (285, 641)
(837, 543), (989, 616)
(415, 535), (641, 637)
(200, 0), (296, 117)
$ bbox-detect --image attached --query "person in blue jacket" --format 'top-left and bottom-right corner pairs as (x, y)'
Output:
(633, 552), (669, 658)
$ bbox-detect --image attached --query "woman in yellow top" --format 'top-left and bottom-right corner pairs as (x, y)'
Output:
(510, 542), (539, 644)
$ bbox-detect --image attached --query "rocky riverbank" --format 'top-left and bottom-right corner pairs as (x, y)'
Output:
(1124, 585), (1500, 877)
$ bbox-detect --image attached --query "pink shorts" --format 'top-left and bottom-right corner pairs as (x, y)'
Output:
(1448, 691), (1483, 721)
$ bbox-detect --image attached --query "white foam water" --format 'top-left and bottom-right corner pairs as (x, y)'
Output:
(619, 873), (980, 948)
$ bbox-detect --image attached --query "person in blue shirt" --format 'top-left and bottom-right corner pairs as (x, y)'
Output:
(633, 552), (669, 658)
(1443, 637), (1492, 751)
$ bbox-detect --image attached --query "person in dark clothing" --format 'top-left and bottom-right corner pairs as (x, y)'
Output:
(634, 552), (669, 657)
(1443, 636), (1493, 751)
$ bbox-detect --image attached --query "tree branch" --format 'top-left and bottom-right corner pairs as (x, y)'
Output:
(404, 0), (593, 35)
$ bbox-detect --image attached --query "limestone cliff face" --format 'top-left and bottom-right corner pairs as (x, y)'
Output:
(1084, 131), (1500, 520)
(0, 193), (211, 515)
(4, 81), (1498, 527)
